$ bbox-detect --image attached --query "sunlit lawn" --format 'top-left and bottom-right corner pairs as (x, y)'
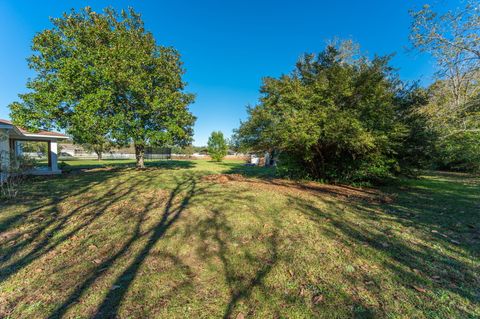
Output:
(0, 160), (478, 318)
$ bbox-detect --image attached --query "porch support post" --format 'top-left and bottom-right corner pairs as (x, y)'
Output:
(14, 140), (22, 156)
(49, 140), (58, 171)
(0, 131), (10, 183)
(47, 141), (51, 168)
(9, 138), (15, 153)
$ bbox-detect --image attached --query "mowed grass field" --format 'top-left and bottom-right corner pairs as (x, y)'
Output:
(0, 160), (478, 318)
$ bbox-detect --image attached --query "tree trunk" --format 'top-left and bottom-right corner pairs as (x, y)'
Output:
(95, 150), (102, 161)
(135, 143), (145, 169)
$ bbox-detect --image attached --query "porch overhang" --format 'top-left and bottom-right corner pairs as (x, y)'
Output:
(0, 119), (68, 175)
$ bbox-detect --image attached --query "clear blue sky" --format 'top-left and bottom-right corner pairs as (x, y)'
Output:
(0, 0), (450, 145)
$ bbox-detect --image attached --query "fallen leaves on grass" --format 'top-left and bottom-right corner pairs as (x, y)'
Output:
(0, 229), (21, 243)
(312, 294), (324, 304)
(202, 174), (245, 183)
(412, 286), (427, 293)
(203, 174), (391, 203)
(431, 229), (449, 238)
(299, 287), (307, 297)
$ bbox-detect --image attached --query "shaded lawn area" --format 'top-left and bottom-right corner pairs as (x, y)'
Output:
(0, 160), (478, 318)
(57, 158), (203, 170)
(57, 158), (276, 177)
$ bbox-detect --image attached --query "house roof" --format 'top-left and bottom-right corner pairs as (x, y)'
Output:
(0, 119), (68, 139)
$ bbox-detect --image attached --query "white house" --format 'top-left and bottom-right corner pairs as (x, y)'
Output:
(0, 119), (68, 178)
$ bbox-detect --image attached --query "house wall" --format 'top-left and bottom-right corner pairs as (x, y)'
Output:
(0, 128), (10, 182)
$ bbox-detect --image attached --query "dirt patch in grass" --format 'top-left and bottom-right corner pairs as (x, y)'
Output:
(202, 174), (245, 183)
(81, 167), (118, 172)
(203, 174), (392, 203)
(0, 230), (22, 244)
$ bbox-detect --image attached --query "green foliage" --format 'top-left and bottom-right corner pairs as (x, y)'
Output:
(171, 144), (195, 157)
(182, 145), (195, 157)
(81, 140), (112, 160)
(275, 152), (311, 180)
(227, 135), (241, 153)
(422, 80), (480, 172)
(207, 131), (228, 162)
(236, 42), (420, 183)
(410, 1), (480, 173)
(171, 145), (207, 155)
(437, 132), (480, 172)
(19, 141), (48, 154)
(9, 7), (195, 169)
(394, 87), (438, 172)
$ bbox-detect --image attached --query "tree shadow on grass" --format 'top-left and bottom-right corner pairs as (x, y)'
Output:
(183, 182), (282, 318)
(45, 172), (205, 318)
(60, 159), (195, 172)
(219, 168), (478, 264)
(0, 170), (133, 282)
(286, 189), (479, 316)
(221, 162), (276, 179)
(3, 166), (477, 317)
(198, 208), (279, 318)
(380, 172), (480, 257)
(146, 160), (196, 170)
(185, 183), (376, 318)
(91, 173), (200, 318)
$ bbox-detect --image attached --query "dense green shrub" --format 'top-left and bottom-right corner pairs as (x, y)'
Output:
(236, 43), (428, 183)
(436, 132), (480, 173)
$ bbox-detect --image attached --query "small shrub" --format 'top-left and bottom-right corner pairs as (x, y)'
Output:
(207, 131), (228, 162)
(58, 161), (70, 171)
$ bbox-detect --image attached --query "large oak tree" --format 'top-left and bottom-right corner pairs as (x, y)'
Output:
(10, 7), (195, 168)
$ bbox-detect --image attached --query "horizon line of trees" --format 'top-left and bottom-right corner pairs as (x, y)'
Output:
(7, 3), (480, 182)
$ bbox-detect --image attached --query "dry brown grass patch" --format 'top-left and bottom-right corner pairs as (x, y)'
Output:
(202, 174), (391, 203)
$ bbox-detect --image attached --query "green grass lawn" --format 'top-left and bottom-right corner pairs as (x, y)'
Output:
(0, 160), (478, 318)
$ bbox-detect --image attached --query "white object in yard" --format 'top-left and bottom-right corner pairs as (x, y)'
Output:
(250, 155), (259, 165)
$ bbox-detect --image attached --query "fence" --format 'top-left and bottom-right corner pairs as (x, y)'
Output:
(57, 147), (172, 161)
(59, 153), (172, 161)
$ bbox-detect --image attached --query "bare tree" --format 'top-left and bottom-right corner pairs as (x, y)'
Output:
(410, 1), (480, 136)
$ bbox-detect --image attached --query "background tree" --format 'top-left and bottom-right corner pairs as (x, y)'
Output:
(9, 7), (195, 169)
(394, 86), (438, 171)
(207, 131), (228, 162)
(68, 109), (114, 160)
(227, 134), (242, 154)
(171, 144), (194, 158)
(19, 141), (48, 155)
(182, 145), (195, 158)
(410, 1), (480, 171)
(79, 140), (112, 160)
